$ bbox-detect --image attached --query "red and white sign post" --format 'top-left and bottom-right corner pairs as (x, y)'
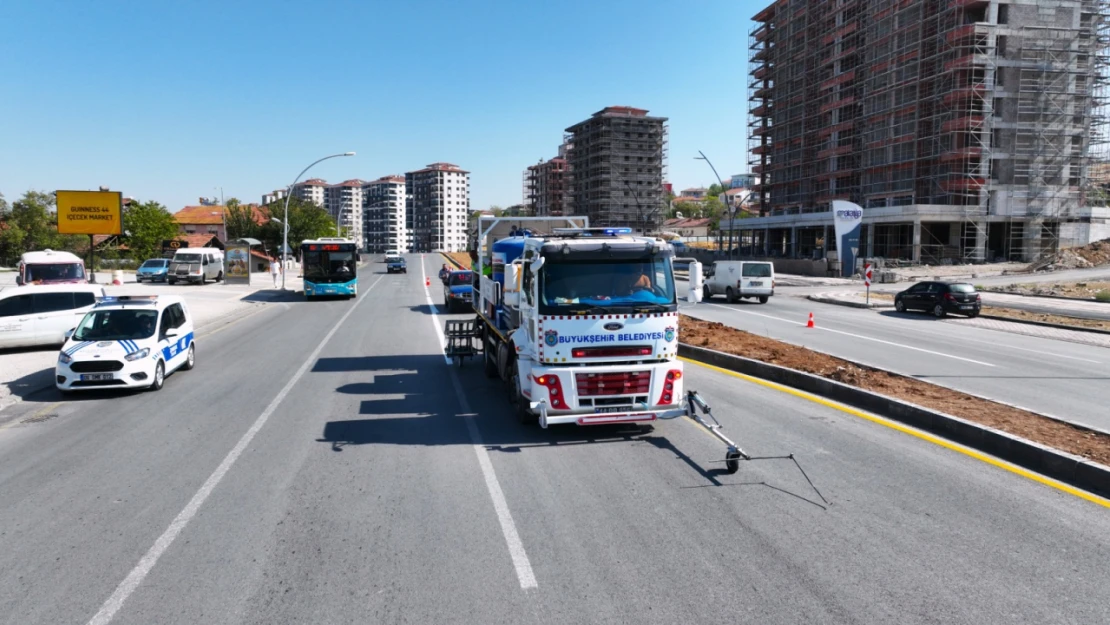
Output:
(864, 263), (873, 306)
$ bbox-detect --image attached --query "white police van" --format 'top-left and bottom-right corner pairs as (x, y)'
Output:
(55, 295), (195, 393)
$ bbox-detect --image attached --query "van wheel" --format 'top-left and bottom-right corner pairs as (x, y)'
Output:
(216, 271), (223, 282)
(758, 296), (769, 304)
(726, 287), (737, 303)
(149, 361), (165, 391)
(702, 285), (713, 300)
(200, 273), (207, 284)
(168, 278), (176, 285)
(181, 344), (195, 370)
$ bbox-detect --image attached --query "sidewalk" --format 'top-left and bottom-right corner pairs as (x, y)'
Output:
(808, 291), (1110, 349)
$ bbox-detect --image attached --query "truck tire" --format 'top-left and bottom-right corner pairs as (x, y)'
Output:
(483, 333), (499, 379)
(509, 359), (537, 425)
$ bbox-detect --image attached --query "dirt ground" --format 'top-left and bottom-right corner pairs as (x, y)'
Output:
(444, 252), (471, 269)
(679, 316), (1110, 465)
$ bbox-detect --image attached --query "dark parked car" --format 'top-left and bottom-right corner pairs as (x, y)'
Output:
(443, 270), (474, 313)
(895, 281), (981, 318)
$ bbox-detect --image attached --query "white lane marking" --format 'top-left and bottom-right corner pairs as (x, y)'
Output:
(87, 275), (385, 625)
(421, 256), (538, 589)
(707, 304), (998, 367)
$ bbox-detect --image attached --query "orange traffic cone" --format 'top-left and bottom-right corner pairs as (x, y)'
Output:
(425, 276), (430, 287)
(806, 312), (815, 328)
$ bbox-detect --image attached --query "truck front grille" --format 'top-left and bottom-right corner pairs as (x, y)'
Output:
(575, 371), (651, 397)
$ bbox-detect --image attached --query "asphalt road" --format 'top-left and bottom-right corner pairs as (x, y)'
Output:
(678, 281), (1110, 433)
(0, 256), (1108, 624)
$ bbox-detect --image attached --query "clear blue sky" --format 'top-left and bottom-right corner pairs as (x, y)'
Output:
(0, 0), (767, 212)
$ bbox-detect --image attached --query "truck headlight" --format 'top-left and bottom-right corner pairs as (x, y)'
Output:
(58, 352), (73, 364)
(125, 348), (150, 361)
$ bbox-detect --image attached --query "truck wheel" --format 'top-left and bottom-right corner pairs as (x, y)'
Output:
(726, 287), (737, 303)
(483, 334), (498, 378)
(509, 360), (537, 425)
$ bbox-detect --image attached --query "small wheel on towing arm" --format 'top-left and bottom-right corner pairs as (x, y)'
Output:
(725, 450), (742, 474)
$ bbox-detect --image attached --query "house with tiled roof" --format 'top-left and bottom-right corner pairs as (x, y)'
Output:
(173, 204), (268, 242)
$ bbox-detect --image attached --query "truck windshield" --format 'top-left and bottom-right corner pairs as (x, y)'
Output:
(541, 258), (675, 310)
(25, 263), (85, 282)
(448, 272), (473, 286)
(73, 309), (158, 341)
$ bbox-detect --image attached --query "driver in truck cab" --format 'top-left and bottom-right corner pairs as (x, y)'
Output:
(615, 264), (654, 298)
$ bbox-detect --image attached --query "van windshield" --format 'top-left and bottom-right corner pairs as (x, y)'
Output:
(174, 254), (202, 263)
(73, 309), (158, 342)
(25, 263), (85, 282)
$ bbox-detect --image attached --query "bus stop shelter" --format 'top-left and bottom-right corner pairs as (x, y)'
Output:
(224, 238), (263, 285)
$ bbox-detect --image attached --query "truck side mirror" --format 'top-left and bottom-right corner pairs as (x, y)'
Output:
(15, 276), (23, 286)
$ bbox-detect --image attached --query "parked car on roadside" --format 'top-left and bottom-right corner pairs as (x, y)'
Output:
(0, 284), (106, 349)
(136, 258), (170, 282)
(894, 281), (981, 318)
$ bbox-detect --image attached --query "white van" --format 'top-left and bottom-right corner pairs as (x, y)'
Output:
(0, 284), (106, 348)
(703, 261), (775, 303)
(16, 250), (88, 286)
(168, 248), (224, 285)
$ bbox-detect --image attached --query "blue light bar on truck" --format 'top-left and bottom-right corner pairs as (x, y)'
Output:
(551, 227), (634, 238)
(603, 228), (633, 235)
(94, 295), (159, 307)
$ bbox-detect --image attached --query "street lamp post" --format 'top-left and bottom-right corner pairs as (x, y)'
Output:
(210, 211), (227, 243)
(280, 152), (355, 290)
(695, 151), (734, 259)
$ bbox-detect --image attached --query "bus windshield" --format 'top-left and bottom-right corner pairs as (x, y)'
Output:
(540, 257), (675, 311)
(303, 250), (356, 283)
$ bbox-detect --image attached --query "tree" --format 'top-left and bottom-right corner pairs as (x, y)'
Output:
(224, 198), (259, 240)
(260, 197), (335, 255)
(707, 183), (727, 198)
(122, 200), (179, 261)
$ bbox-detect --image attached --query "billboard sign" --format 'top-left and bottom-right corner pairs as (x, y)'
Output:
(224, 242), (251, 285)
(161, 239), (185, 258)
(830, 200), (864, 278)
(55, 190), (123, 235)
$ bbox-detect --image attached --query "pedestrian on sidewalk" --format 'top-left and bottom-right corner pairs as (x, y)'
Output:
(270, 257), (282, 288)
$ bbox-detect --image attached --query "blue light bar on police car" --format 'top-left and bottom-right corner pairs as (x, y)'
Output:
(603, 228), (633, 235)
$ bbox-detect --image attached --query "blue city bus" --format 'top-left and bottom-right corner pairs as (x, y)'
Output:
(300, 238), (359, 299)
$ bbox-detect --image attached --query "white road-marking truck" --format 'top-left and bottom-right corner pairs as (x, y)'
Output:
(455, 216), (691, 430)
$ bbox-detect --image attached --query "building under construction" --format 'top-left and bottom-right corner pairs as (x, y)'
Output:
(741, 0), (1110, 265)
(565, 107), (669, 232)
(524, 141), (572, 216)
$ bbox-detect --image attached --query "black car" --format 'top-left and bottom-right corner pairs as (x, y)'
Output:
(894, 281), (981, 318)
(385, 255), (406, 273)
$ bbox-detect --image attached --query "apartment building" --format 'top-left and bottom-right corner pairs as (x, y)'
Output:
(743, 0), (1108, 264)
(325, 180), (365, 246)
(564, 106), (668, 232)
(406, 163), (470, 252)
(362, 175), (408, 253)
(291, 178), (327, 208)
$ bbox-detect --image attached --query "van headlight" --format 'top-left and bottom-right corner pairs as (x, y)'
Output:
(58, 352), (73, 364)
(125, 348), (150, 362)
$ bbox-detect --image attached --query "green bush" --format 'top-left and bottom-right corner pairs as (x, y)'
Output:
(1096, 289), (1110, 303)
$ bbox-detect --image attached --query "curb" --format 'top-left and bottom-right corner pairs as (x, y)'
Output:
(982, 289), (1110, 304)
(977, 314), (1110, 336)
(807, 294), (892, 309)
(677, 343), (1110, 499)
